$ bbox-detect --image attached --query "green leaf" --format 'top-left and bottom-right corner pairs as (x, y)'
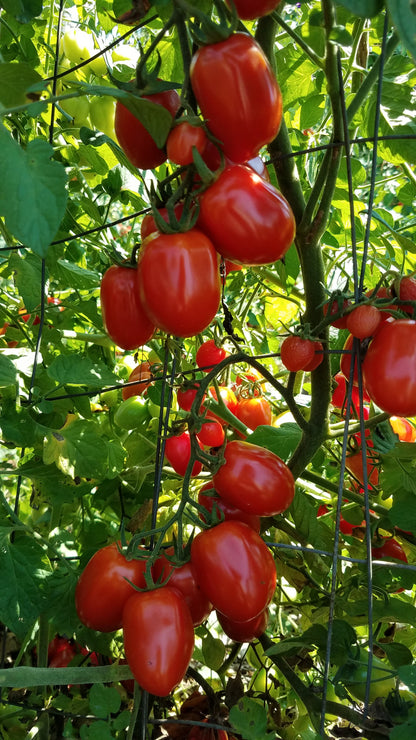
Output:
(0, 63), (43, 109)
(382, 642), (413, 668)
(335, 0), (384, 17)
(43, 419), (110, 480)
(0, 0), (42, 22)
(9, 251), (46, 312)
(398, 664), (416, 692)
(387, 0), (416, 63)
(43, 562), (79, 635)
(89, 684), (121, 719)
(345, 597), (416, 626)
(47, 355), (119, 388)
(289, 490), (334, 555)
(0, 126), (68, 256)
(0, 530), (50, 638)
(229, 697), (274, 740)
(389, 718), (416, 740)
(0, 354), (17, 387)
(55, 259), (100, 290)
(249, 423), (302, 463)
(389, 493), (416, 533)
(80, 720), (114, 740)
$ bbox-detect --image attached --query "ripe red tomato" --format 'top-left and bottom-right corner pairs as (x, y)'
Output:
(122, 586), (194, 696)
(191, 520), (276, 622)
(331, 371), (370, 413)
(140, 202), (184, 241)
(100, 265), (155, 351)
(198, 483), (261, 533)
(190, 33), (282, 164)
(235, 396), (272, 431)
(340, 333), (361, 386)
(196, 419), (225, 448)
(122, 361), (153, 401)
(153, 547), (212, 626)
(208, 386), (238, 416)
(345, 450), (379, 492)
(114, 87), (180, 170)
(372, 538), (407, 563)
(137, 229), (221, 337)
(212, 439), (295, 517)
(317, 503), (364, 536)
(177, 383), (205, 411)
(217, 608), (269, 642)
(280, 336), (316, 372)
(303, 340), (324, 371)
(363, 319), (416, 416)
(228, 0), (282, 20)
(323, 297), (351, 328)
(48, 636), (77, 668)
(392, 274), (416, 315)
(346, 304), (382, 339)
(196, 339), (228, 372)
(165, 431), (203, 477)
(75, 543), (147, 632)
(198, 164), (295, 266)
(167, 121), (208, 166)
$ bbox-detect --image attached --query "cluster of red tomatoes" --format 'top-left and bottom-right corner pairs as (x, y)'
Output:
(101, 24), (296, 347)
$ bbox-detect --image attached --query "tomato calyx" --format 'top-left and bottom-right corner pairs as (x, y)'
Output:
(178, 0), (238, 46)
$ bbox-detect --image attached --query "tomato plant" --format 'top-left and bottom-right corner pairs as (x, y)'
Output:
(212, 439), (295, 517)
(363, 319), (416, 416)
(122, 586), (194, 696)
(75, 543), (147, 632)
(198, 164), (295, 265)
(191, 520), (276, 622)
(114, 87), (181, 170)
(152, 547), (212, 626)
(198, 482), (261, 532)
(190, 33), (282, 164)
(100, 265), (155, 351)
(165, 431), (203, 477)
(137, 229), (221, 337)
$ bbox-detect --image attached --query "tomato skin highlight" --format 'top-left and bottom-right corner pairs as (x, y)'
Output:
(191, 520), (276, 622)
(212, 440), (295, 517)
(75, 543), (147, 632)
(190, 33), (282, 164)
(137, 229), (221, 337)
(363, 319), (416, 416)
(122, 586), (195, 697)
(217, 608), (269, 643)
(153, 547), (212, 626)
(198, 164), (295, 266)
(114, 87), (180, 170)
(198, 482), (261, 533)
(100, 265), (155, 351)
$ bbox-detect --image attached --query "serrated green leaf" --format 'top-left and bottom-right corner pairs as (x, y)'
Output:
(387, 0), (416, 63)
(89, 684), (121, 719)
(47, 355), (118, 388)
(335, 0), (384, 17)
(398, 664), (416, 692)
(0, 531), (50, 638)
(43, 419), (109, 480)
(0, 126), (68, 256)
(249, 423), (302, 462)
(0, 62), (43, 109)
(229, 697), (273, 740)
(0, 354), (17, 386)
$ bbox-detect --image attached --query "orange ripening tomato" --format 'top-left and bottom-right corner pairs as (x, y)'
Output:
(190, 33), (282, 164)
(75, 543), (147, 632)
(122, 361), (153, 401)
(137, 229), (221, 337)
(122, 586), (194, 696)
(114, 86), (180, 170)
(235, 396), (272, 431)
(390, 416), (416, 442)
(345, 450), (379, 491)
(100, 265), (155, 351)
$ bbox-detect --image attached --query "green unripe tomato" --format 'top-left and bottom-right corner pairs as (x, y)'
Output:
(100, 389), (119, 408)
(89, 96), (116, 139)
(62, 28), (94, 65)
(86, 52), (107, 77)
(114, 396), (150, 430)
(60, 96), (91, 127)
(337, 649), (396, 703)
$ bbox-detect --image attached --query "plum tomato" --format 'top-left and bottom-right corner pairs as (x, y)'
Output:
(177, 383), (205, 412)
(198, 164), (295, 266)
(167, 121), (208, 166)
(234, 396), (272, 431)
(190, 33), (282, 164)
(100, 265), (155, 351)
(114, 86), (180, 170)
(212, 439), (295, 517)
(217, 608), (269, 643)
(164, 430), (203, 477)
(196, 419), (225, 448)
(362, 319), (416, 416)
(190, 520), (276, 622)
(228, 0), (282, 20)
(198, 482), (261, 533)
(122, 361), (153, 401)
(75, 543), (147, 632)
(122, 586), (194, 696)
(303, 340), (324, 371)
(152, 547), (212, 626)
(196, 339), (228, 372)
(392, 274), (416, 316)
(137, 229), (221, 337)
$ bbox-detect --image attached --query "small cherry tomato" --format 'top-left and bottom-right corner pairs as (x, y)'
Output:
(303, 340), (324, 371)
(191, 520), (276, 622)
(122, 586), (194, 696)
(280, 336), (316, 372)
(346, 304), (382, 339)
(75, 543), (147, 632)
(392, 274), (416, 315)
(196, 339), (228, 372)
(167, 121), (208, 166)
(228, 0), (282, 20)
(100, 265), (155, 351)
(177, 383), (205, 412)
(213, 439), (295, 517)
(323, 297), (351, 328)
(196, 419), (225, 448)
